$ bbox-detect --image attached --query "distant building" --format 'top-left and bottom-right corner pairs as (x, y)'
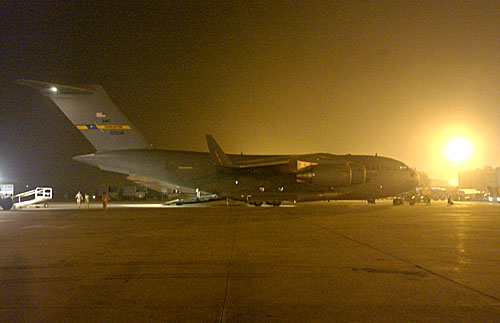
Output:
(459, 167), (500, 191)
(429, 178), (453, 188)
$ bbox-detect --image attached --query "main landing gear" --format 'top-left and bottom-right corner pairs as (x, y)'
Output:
(392, 198), (403, 206)
(392, 193), (417, 206)
(249, 201), (281, 207)
(266, 201), (281, 206)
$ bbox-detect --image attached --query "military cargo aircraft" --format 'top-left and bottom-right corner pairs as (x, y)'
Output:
(19, 80), (419, 206)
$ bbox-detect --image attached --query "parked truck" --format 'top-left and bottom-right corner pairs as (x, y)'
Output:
(122, 185), (146, 200)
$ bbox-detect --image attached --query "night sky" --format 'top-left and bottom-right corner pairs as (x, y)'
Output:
(2, 1), (500, 196)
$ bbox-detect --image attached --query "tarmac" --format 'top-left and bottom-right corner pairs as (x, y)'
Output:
(1, 200), (500, 322)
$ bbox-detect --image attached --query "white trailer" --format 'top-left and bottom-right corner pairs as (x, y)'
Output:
(13, 187), (52, 209)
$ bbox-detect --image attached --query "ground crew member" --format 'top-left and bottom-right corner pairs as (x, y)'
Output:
(84, 193), (90, 208)
(447, 193), (454, 206)
(75, 191), (83, 208)
(102, 192), (110, 210)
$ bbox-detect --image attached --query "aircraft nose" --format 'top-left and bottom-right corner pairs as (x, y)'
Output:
(409, 169), (420, 187)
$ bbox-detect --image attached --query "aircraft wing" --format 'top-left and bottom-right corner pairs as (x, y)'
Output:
(231, 157), (291, 168)
(206, 135), (289, 169)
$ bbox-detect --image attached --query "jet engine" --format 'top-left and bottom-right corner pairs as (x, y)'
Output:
(296, 163), (366, 188)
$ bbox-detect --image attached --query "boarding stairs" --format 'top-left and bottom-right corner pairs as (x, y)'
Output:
(13, 187), (53, 209)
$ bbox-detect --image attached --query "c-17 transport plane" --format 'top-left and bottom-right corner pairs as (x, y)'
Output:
(19, 80), (419, 206)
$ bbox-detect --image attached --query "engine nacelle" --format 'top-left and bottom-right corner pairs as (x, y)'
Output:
(296, 163), (366, 188)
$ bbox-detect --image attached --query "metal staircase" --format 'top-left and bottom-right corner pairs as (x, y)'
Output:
(13, 187), (52, 209)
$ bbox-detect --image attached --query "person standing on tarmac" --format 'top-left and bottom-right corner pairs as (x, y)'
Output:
(75, 191), (83, 208)
(84, 193), (90, 209)
(447, 193), (454, 206)
(102, 192), (110, 210)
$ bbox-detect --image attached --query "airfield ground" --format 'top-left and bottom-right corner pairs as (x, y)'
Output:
(1, 201), (500, 322)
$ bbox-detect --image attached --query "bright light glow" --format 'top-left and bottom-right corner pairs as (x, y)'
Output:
(445, 138), (472, 163)
(50, 86), (58, 93)
(449, 179), (457, 186)
(426, 124), (483, 181)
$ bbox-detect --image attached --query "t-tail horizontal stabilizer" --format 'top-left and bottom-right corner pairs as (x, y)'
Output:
(18, 79), (150, 151)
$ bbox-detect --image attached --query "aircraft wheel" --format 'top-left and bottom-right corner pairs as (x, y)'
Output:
(253, 202), (262, 207)
(393, 198), (403, 206)
(0, 198), (13, 211)
(367, 198), (376, 204)
(272, 201), (281, 206)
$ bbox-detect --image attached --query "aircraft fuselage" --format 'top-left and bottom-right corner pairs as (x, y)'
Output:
(74, 149), (419, 203)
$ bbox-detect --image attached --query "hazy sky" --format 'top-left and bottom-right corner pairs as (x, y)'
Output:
(2, 1), (500, 193)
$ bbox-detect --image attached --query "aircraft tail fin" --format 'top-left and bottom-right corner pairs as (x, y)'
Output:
(18, 79), (150, 151)
(206, 135), (235, 167)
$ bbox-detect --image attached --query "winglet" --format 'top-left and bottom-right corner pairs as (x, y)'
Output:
(206, 135), (234, 167)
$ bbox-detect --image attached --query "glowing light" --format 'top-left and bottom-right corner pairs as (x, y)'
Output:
(50, 86), (58, 93)
(449, 179), (457, 186)
(446, 138), (472, 163)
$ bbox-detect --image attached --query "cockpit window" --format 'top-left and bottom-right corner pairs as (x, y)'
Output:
(399, 165), (407, 170)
